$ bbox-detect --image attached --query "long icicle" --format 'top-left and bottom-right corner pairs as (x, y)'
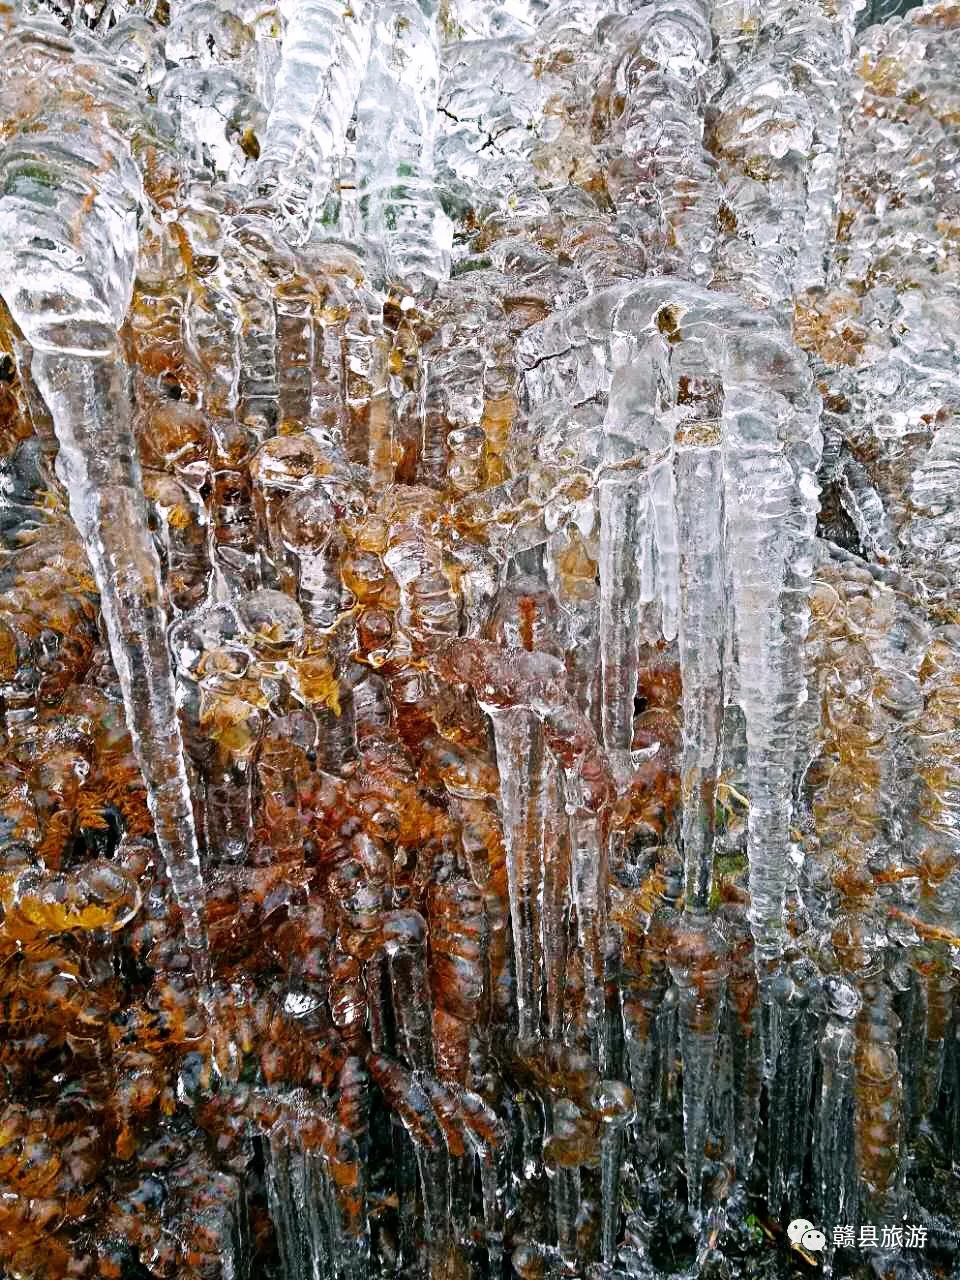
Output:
(32, 349), (209, 973)
(671, 342), (730, 1232)
(486, 704), (546, 1044)
(0, 17), (210, 974)
(673, 348), (726, 915)
(253, 0), (374, 243)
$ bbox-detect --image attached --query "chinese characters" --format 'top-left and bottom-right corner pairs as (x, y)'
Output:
(832, 1225), (928, 1249)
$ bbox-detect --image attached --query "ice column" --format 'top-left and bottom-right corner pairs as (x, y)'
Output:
(32, 352), (208, 963)
(254, 0), (374, 243)
(354, 0), (450, 286)
(0, 19), (209, 968)
(486, 706), (546, 1042)
(672, 339), (726, 913)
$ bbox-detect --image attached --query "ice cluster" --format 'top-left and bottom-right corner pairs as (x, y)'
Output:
(0, 0), (957, 1277)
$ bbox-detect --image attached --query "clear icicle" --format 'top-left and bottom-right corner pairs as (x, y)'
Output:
(667, 911), (729, 1228)
(853, 977), (903, 1218)
(723, 903), (764, 1183)
(719, 327), (821, 979)
(597, 0), (718, 282)
(816, 978), (858, 1232)
(439, 637), (614, 1074)
(0, 16), (211, 974)
(565, 794), (610, 1073)
(486, 704), (545, 1043)
(354, 0), (449, 287)
(673, 344), (726, 912)
(725, 431), (812, 967)
(280, 483), (343, 629)
(250, 434), (326, 593)
(839, 455), (898, 565)
(264, 1127), (306, 1280)
(541, 763), (571, 1042)
(595, 1079), (635, 1265)
(767, 960), (820, 1215)
(265, 1104), (368, 1280)
(253, 0), (374, 243)
(33, 349), (209, 970)
(598, 347), (668, 779)
(368, 1053), (455, 1280)
(420, 1075), (472, 1253)
(650, 453), (680, 645)
(461, 1089), (509, 1275)
(552, 1155), (581, 1266)
(616, 876), (677, 1161)
(598, 476), (646, 779)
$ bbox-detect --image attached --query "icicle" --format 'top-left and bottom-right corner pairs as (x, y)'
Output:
(710, 0), (859, 316)
(707, 1003), (737, 1246)
(275, 277), (315, 432)
(279, 483), (343, 629)
(549, 523), (601, 726)
(250, 434), (326, 593)
(383, 908), (434, 1072)
(564, 788), (610, 1073)
(368, 1053), (454, 1280)
(598, 350), (669, 780)
(673, 341), (725, 913)
(426, 860), (487, 1085)
(614, 873), (677, 1160)
(767, 960), (820, 1216)
(337, 1054), (371, 1167)
(223, 223), (280, 435)
(916, 954), (955, 1134)
(527, 694), (613, 1073)
(485, 705), (546, 1043)
(253, 0), (374, 243)
(264, 1099), (369, 1280)
(404, 321), (451, 485)
(354, 0), (449, 286)
(816, 977), (858, 1233)
(721, 334), (821, 979)
(443, 637), (614, 1068)
(0, 20), (213, 961)
(537, 284), (820, 995)
(598, 473), (647, 778)
(667, 911), (729, 1228)
(722, 903), (763, 1183)
(853, 978), (903, 1218)
(393, 1116), (420, 1270)
(595, 1079), (635, 1266)
(554, 1160), (581, 1266)
(265, 1128), (306, 1280)
(142, 470), (211, 616)
(419, 280), (501, 490)
(198, 644), (263, 866)
(839, 456), (898, 565)
(511, 1242), (570, 1280)
(33, 350), (209, 970)
(595, 1), (718, 281)
(420, 1076), (473, 1280)
(910, 627), (960, 1133)
(541, 764), (571, 1042)
(182, 221), (243, 426)
(650, 454), (680, 645)
(461, 1089), (509, 1276)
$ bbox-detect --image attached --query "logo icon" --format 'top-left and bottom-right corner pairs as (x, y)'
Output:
(788, 1219), (827, 1252)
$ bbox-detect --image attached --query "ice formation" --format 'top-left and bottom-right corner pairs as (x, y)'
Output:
(0, 0), (957, 1277)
